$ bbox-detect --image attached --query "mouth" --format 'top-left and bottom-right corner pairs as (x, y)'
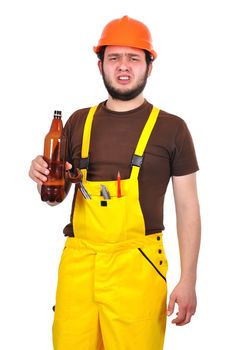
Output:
(117, 75), (131, 84)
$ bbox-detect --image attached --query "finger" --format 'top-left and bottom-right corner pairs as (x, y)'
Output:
(167, 295), (176, 316)
(172, 308), (186, 325)
(175, 311), (194, 326)
(32, 157), (49, 174)
(65, 162), (72, 171)
(29, 156), (49, 184)
(31, 155), (48, 168)
(29, 169), (48, 184)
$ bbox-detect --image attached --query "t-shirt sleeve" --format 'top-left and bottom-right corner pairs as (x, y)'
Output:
(62, 115), (73, 165)
(170, 119), (199, 176)
(62, 107), (90, 168)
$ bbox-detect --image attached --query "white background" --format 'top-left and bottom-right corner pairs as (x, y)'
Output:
(0, 0), (231, 349)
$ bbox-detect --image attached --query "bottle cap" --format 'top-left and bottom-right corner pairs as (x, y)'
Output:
(54, 110), (62, 119)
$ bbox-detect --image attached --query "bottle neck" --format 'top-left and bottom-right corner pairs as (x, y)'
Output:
(50, 118), (63, 133)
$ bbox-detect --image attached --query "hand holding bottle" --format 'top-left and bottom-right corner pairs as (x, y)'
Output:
(29, 110), (82, 203)
(29, 156), (72, 185)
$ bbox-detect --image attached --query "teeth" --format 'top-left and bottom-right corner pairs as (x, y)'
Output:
(119, 76), (129, 80)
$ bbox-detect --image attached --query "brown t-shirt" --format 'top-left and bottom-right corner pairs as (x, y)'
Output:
(63, 100), (199, 235)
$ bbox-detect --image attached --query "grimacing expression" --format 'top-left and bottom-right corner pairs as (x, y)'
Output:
(99, 46), (152, 101)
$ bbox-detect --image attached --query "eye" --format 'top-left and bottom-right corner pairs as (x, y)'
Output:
(129, 56), (140, 62)
(108, 56), (118, 62)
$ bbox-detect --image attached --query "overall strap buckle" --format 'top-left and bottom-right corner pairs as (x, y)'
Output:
(131, 154), (144, 167)
(79, 156), (90, 169)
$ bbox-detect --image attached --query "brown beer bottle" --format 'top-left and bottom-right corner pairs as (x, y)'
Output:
(41, 110), (66, 202)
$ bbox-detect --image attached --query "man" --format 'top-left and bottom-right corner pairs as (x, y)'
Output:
(29, 15), (201, 350)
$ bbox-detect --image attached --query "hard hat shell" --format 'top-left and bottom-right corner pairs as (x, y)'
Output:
(93, 15), (157, 60)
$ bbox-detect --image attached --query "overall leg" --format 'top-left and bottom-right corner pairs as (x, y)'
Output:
(97, 240), (168, 350)
(52, 245), (104, 350)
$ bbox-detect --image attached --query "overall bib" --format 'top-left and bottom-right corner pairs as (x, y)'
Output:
(53, 106), (168, 350)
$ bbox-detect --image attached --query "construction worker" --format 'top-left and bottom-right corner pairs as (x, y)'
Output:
(29, 15), (201, 350)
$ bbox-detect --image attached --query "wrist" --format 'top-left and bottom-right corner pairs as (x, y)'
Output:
(179, 272), (197, 286)
(179, 276), (196, 288)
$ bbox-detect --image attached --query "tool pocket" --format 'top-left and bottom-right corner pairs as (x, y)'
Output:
(82, 195), (127, 242)
(117, 244), (168, 322)
(138, 242), (168, 282)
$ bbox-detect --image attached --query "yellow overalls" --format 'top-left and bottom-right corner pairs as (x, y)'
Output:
(53, 106), (168, 350)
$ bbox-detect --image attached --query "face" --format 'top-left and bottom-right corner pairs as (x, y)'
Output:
(98, 46), (152, 101)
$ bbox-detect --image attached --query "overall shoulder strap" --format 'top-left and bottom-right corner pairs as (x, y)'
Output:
(80, 105), (159, 181)
(80, 105), (98, 179)
(130, 106), (160, 180)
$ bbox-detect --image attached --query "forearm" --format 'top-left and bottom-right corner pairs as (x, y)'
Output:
(176, 202), (201, 285)
(169, 173), (201, 325)
(172, 173), (201, 285)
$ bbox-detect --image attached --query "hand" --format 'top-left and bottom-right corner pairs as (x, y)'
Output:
(29, 155), (72, 185)
(29, 155), (49, 185)
(167, 280), (197, 326)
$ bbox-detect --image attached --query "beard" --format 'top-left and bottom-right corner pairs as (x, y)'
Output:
(102, 67), (149, 101)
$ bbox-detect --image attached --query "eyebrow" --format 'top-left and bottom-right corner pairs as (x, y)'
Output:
(107, 53), (141, 58)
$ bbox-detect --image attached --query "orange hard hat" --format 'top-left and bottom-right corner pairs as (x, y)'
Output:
(93, 15), (157, 60)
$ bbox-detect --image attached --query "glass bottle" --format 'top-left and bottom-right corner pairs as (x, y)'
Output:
(41, 110), (66, 202)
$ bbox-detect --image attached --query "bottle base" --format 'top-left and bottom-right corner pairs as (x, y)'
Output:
(41, 185), (64, 203)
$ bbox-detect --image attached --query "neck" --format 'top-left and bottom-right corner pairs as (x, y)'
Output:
(106, 94), (145, 112)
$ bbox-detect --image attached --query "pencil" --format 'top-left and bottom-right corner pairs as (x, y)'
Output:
(117, 171), (121, 198)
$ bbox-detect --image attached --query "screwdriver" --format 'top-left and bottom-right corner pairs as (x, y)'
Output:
(100, 184), (111, 199)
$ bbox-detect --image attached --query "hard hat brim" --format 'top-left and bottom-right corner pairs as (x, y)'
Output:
(93, 44), (157, 60)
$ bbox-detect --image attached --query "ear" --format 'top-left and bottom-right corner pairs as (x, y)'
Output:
(98, 60), (103, 75)
(147, 63), (153, 77)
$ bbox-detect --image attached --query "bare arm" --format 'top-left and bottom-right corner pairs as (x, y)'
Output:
(167, 172), (201, 325)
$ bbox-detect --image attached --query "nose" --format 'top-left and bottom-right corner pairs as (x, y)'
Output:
(118, 64), (129, 72)
(117, 56), (130, 72)
(118, 65), (129, 72)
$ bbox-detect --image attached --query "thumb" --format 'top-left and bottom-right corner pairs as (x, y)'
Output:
(65, 162), (72, 171)
(167, 294), (176, 316)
